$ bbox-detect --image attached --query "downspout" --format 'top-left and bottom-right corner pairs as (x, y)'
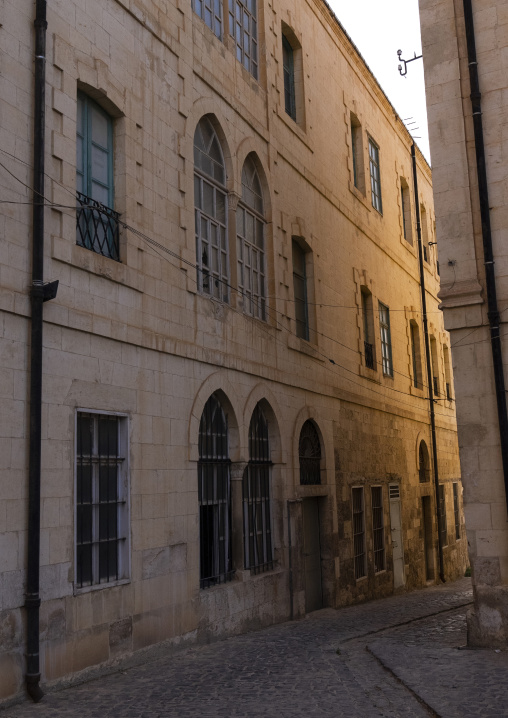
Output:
(462, 0), (508, 512)
(25, 0), (47, 702)
(411, 143), (445, 583)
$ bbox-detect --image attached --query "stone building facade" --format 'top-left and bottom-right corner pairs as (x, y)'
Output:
(1, 0), (467, 702)
(419, 0), (508, 646)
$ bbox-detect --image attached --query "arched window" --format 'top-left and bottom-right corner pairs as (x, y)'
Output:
(194, 117), (229, 301)
(237, 156), (266, 320)
(198, 394), (233, 588)
(419, 441), (430, 484)
(243, 403), (273, 573)
(299, 420), (321, 485)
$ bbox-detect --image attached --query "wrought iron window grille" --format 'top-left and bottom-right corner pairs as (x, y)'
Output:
(364, 341), (374, 370)
(76, 191), (120, 261)
(352, 487), (366, 579)
(371, 486), (386, 573)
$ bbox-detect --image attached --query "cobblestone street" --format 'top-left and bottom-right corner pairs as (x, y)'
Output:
(3, 578), (508, 717)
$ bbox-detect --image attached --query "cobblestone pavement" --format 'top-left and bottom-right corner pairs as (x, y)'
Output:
(4, 578), (506, 718)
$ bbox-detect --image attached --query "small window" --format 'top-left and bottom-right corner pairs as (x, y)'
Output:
(198, 394), (233, 588)
(361, 288), (375, 370)
(430, 336), (440, 396)
(378, 302), (392, 376)
(243, 403), (273, 573)
(438, 484), (447, 547)
(371, 486), (385, 573)
(292, 240), (310, 341)
(443, 346), (452, 400)
(420, 205), (430, 263)
(75, 412), (129, 589)
(282, 35), (296, 121)
(368, 138), (382, 213)
(299, 420), (321, 485)
(410, 321), (422, 388)
(194, 117), (229, 301)
(453, 483), (460, 540)
(352, 487), (366, 579)
(351, 114), (365, 193)
(229, 0), (258, 79)
(76, 93), (119, 260)
(419, 441), (430, 484)
(400, 178), (412, 244)
(237, 156), (266, 320)
(192, 0), (222, 39)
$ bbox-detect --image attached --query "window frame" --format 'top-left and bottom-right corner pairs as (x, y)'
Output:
(192, 0), (223, 39)
(292, 240), (310, 341)
(282, 34), (296, 121)
(237, 157), (266, 320)
(352, 487), (367, 580)
(299, 420), (322, 486)
(378, 302), (393, 377)
(371, 485), (386, 573)
(351, 114), (365, 194)
(368, 137), (382, 213)
(229, 0), (258, 79)
(74, 409), (130, 593)
(400, 179), (412, 244)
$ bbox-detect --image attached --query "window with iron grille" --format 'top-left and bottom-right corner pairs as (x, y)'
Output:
(75, 412), (129, 589)
(352, 487), (366, 579)
(292, 240), (309, 340)
(76, 93), (119, 260)
(192, 0), (222, 39)
(299, 420), (321, 485)
(198, 394), (233, 588)
(371, 486), (385, 573)
(237, 156), (266, 320)
(194, 117), (229, 301)
(379, 302), (393, 376)
(283, 34), (296, 121)
(368, 138), (382, 213)
(229, 0), (258, 79)
(453, 483), (460, 540)
(419, 441), (430, 483)
(243, 403), (273, 573)
(438, 484), (447, 547)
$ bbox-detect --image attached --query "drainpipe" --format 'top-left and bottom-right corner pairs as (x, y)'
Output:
(25, 0), (47, 702)
(411, 143), (445, 583)
(462, 0), (508, 512)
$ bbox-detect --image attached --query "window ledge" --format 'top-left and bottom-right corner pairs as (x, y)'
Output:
(73, 577), (130, 596)
(410, 385), (425, 397)
(275, 104), (313, 152)
(52, 236), (144, 293)
(359, 365), (381, 383)
(287, 333), (323, 361)
(348, 180), (370, 210)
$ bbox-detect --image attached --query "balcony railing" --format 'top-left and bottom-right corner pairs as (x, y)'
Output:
(364, 341), (374, 370)
(433, 376), (439, 395)
(76, 191), (120, 261)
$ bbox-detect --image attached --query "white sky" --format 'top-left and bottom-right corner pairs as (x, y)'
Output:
(326, 0), (430, 163)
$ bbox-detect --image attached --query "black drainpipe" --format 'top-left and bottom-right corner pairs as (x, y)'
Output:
(462, 0), (508, 511)
(25, 0), (47, 702)
(411, 143), (445, 583)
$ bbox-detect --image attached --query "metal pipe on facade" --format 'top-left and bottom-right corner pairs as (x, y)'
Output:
(411, 143), (445, 583)
(25, 0), (47, 702)
(462, 0), (508, 513)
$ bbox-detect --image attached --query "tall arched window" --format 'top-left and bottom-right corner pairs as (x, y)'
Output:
(419, 440), (430, 484)
(299, 420), (321, 485)
(237, 156), (266, 320)
(243, 403), (273, 573)
(198, 394), (233, 588)
(194, 117), (229, 301)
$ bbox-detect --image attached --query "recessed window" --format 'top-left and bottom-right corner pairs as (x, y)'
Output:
(430, 336), (440, 396)
(198, 394), (233, 588)
(76, 93), (120, 260)
(401, 178), (412, 244)
(420, 204), (430, 262)
(229, 0), (258, 79)
(237, 155), (266, 320)
(75, 412), (129, 589)
(299, 420), (321, 485)
(282, 35), (296, 121)
(410, 320), (422, 388)
(419, 441), (430, 484)
(371, 486), (385, 573)
(438, 484), (447, 547)
(292, 240), (309, 341)
(444, 345), (452, 400)
(243, 403), (273, 574)
(352, 487), (366, 579)
(378, 302), (393, 376)
(368, 138), (382, 213)
(453, 483), (460, 540)
(192, 0), (222, 39)
(361, 288), (375, 370)
(194, 117), (229, 301)
(351, 114), (365, 193)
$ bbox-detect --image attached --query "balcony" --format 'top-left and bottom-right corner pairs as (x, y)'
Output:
(364, 341), (374, 370)
(76, 192), (120, 261)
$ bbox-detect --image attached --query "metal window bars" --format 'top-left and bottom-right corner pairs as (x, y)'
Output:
(371, 486), (385, 573)
(364, 341), (374, 370)
(352, 487), (366, 579)
(76, 191), (120, 261)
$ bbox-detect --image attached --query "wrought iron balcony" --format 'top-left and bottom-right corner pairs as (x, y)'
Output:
(364, 341), (375, 370)
(76, 191), (120, 261)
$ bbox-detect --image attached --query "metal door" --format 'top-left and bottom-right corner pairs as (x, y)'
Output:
(302, 498), (323, 612)
(389, 484), (405, 588)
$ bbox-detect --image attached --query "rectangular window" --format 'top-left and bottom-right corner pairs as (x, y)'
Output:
(401, 180), (412, 244)
(292, 240), (309, 341)
(411, 321), (422, 388)
(75, 412), (129, 589)
(368, 138), (382, 213)
(243, 464), (273, 574)
(192, 0), (222, 39)
(421, 205), (430, 263)
(371, 486), (385, 573)
(379, 303), (393, 376)
(76, 92), (119, 261)
(438, 484), (447, 547)
(453, 483), (460, 540)
(362, 289), (375, 370)
(229, 0), (258, 79)
(282, 35), (296, 121)
(351, 114), (365, 193)
(352, 487), (366, 579)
